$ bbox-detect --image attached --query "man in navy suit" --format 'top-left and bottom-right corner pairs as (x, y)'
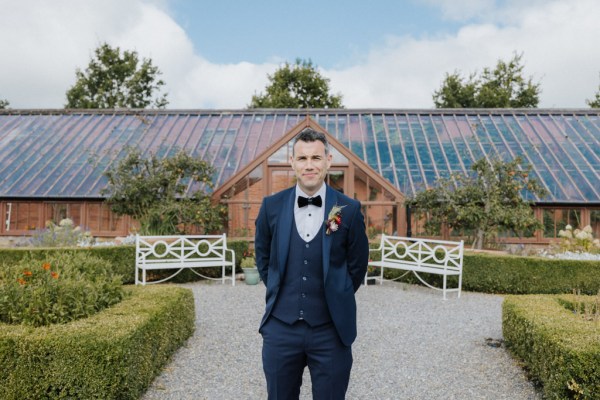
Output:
(255, 128), (369, 399)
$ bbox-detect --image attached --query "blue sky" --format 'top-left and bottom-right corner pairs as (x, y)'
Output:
(1, 0), (599, 109)
(167, 0), (459, 69)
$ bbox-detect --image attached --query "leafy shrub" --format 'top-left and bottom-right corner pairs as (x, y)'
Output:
(229, 240), (250, 270)
(0, 252), (125, 326)
(557, 224), (600, 253)
(0, 246), (136, 284)
(87, 245), (136, 283)
(102, 149), (226, 235)
(28, 218), (94, 247)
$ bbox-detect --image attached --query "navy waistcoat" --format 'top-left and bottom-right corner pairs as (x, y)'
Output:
(271, 218), (331, 326)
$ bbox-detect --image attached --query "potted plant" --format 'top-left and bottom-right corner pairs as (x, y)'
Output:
(240, 254), (260, 285)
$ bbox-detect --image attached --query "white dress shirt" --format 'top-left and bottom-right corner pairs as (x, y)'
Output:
(294, 184), (326, 242)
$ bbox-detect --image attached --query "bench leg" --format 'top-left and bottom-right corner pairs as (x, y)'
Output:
(443, 275), (447, 300)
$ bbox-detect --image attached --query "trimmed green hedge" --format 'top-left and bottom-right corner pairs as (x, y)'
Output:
(8, 243), (598, 293)
(367, 244), (600, 295)
(0, 285), (195, 399)
(503, 295), (600, 399)
(0, 240), (250, 285)
(462, 253), (600, 295)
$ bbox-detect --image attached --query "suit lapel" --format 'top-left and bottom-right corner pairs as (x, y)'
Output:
(277, 188), (295, 277)
(322, 185), (337, 282)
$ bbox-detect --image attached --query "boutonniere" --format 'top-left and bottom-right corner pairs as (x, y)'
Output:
(325, 204), (346, 235)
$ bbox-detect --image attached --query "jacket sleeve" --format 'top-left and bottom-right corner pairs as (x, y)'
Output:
(346, 201), (369, 292)
(254, 198), (271, 286)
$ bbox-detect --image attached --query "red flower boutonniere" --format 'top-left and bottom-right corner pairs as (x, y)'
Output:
(325, 204), (346, 235)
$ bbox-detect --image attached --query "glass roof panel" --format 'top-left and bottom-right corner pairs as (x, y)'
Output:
(1, 110), (599, 203)
(62, 114), (127, 195)
(560, 119), (600, 170)
(409, 115), (433, 179)
(569, 116), (600, 168)
(373, 115), (391, 175)
(360, 114), (379, 172)
(38, 114), (116, 196)
(335, 115), (350, 147)
(0, 116), (36, 166)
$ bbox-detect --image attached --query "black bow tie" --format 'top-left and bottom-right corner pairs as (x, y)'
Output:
(298, 195), (322, 208)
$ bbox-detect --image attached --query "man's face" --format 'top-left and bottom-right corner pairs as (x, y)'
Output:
(290, 139), (332, 196)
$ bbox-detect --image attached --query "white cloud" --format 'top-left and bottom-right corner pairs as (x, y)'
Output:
(0, 0), (598, 109)
(327, 0), (600, 108)
(1, 1), (160, 107)
(0, 0), (276, 109)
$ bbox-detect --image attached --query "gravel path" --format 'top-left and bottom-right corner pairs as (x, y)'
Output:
(142, 281), (541, 400)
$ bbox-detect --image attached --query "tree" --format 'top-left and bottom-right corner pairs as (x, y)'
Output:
(587, 76), (600, 108)
(65, 43), (168, 109)
(249, 58), (343, 108)
(0, 99), (9, 109)
(101, 149), (226, 235)
(433, 53), (541, 108)
(406, 157), (548, 249)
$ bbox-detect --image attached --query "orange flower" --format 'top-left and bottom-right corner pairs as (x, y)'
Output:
(23, 270), (32, 277)
(17, 278), (26, 285)
(42, 262), (51, 271)
(51, 271), (59, 279)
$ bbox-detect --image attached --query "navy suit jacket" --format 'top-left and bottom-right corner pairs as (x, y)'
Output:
(254, 184), (369, 346)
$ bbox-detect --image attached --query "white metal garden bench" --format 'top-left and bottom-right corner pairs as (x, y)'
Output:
(366, 234), (464, 299)
(135, 234), (236, 286)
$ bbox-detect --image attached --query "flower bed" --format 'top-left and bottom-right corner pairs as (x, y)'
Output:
(0, 252), (125, 326)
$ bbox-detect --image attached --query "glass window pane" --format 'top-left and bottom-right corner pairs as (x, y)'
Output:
(591, 210), (600, 239)
(543, 208), (582, 238)
(327, 170), (345, 194)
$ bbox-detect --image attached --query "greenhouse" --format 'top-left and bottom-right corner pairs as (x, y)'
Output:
(0, 108), (599, 243)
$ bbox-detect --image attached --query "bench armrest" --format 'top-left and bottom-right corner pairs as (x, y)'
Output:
(225, 247), (236, 269)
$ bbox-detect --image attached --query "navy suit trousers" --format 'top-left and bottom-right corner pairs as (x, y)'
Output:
(261, 316), (353, 400)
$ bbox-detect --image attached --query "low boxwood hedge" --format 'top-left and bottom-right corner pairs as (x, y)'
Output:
(367, 244), (600, 295)
(0, 285), (195, 400)
(7, 242), (598, 293)
(462, 253), (600, 295)
(502, 294), (600, 399)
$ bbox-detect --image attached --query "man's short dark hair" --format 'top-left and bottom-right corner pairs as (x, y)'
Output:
(293, 128), (329, 155)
